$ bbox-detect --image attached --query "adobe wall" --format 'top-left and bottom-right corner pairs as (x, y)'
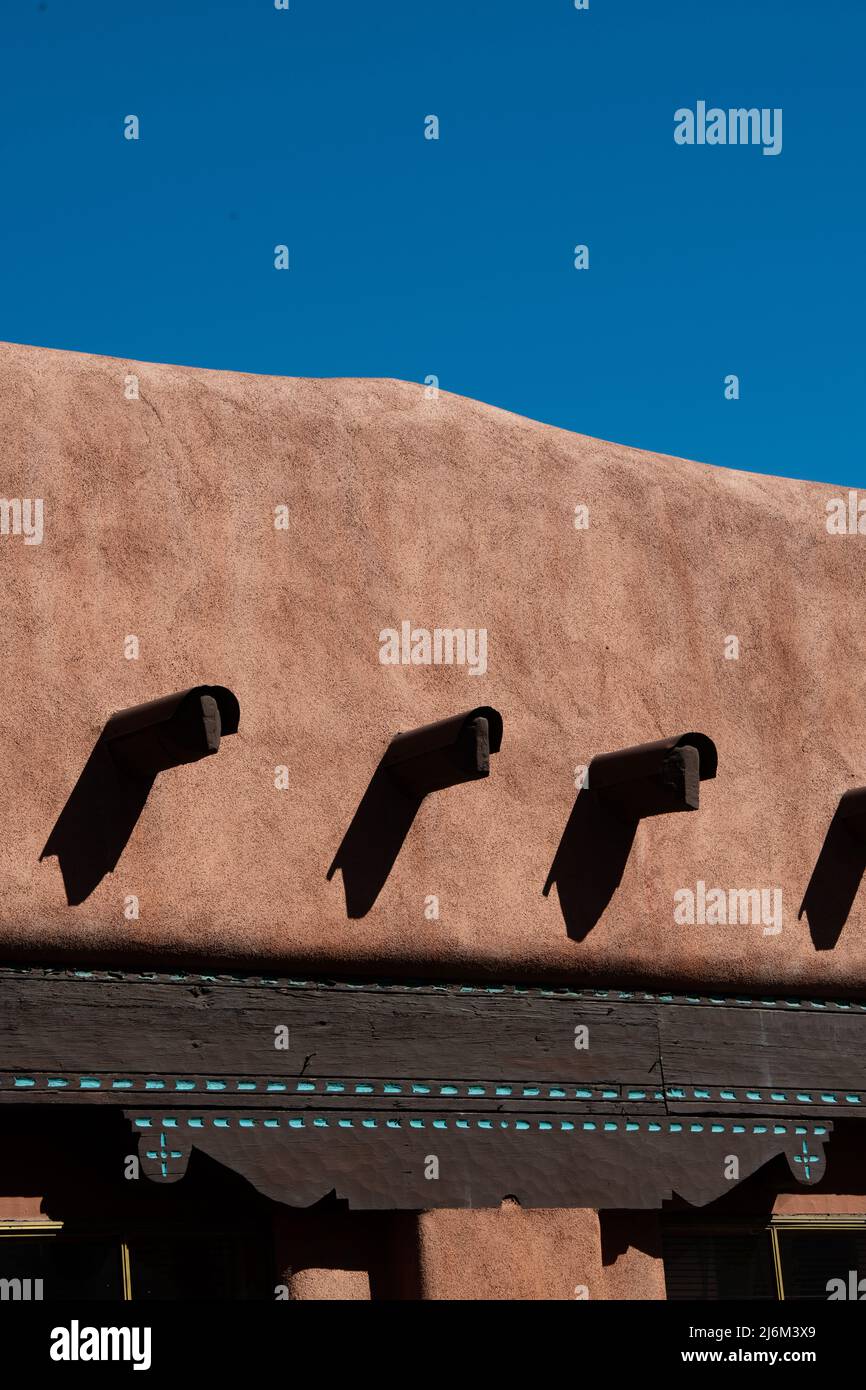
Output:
(1, 340), (864, 994)
(411, 1205), (665, 1301)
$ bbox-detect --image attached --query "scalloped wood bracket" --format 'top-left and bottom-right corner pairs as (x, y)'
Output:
(123, 1108), (832, 1209)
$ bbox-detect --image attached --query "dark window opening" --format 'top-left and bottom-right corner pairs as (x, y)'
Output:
(662, 1217), (866, 1301)
(0, 1223), (273, 1301)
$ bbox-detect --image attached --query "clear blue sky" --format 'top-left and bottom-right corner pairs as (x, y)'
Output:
(0, 0), (862, 485)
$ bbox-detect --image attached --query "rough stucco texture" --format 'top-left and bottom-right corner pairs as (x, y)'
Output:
(1, 340), (864, 992)
(414, 1206), (665, 1301)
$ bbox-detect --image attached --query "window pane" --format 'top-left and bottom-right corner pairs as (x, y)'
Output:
(0, 1237), (123, 1300)
(777, 1230), (866, 1301)
(662, 1228), (777, 1300)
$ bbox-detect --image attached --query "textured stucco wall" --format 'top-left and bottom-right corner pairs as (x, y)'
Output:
(413, 1205), (665, 1300)
(1, 340), (864, 993)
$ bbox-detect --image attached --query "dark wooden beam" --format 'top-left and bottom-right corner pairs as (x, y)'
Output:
(0, 966), (858, 1210)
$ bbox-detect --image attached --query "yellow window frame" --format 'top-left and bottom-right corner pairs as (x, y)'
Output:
(0, 1220), (133, 1300)
(770, 1214), (866, 1301)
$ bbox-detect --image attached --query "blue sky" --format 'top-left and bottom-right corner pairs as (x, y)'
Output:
(0, 0), (862, 485)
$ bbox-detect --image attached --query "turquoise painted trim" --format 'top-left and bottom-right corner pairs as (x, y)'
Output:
(128, 1114), (832, 1136)
(2, 1074), (863, 1108)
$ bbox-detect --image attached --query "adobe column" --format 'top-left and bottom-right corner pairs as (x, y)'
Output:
(413, 1202), (667, 1300)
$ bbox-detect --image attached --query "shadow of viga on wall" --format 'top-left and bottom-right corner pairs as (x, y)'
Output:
(40, 685), (240, 905)
(328, 707), (503, 918)
(543, 732), (718, 942)
(799, 787), (866, 951)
